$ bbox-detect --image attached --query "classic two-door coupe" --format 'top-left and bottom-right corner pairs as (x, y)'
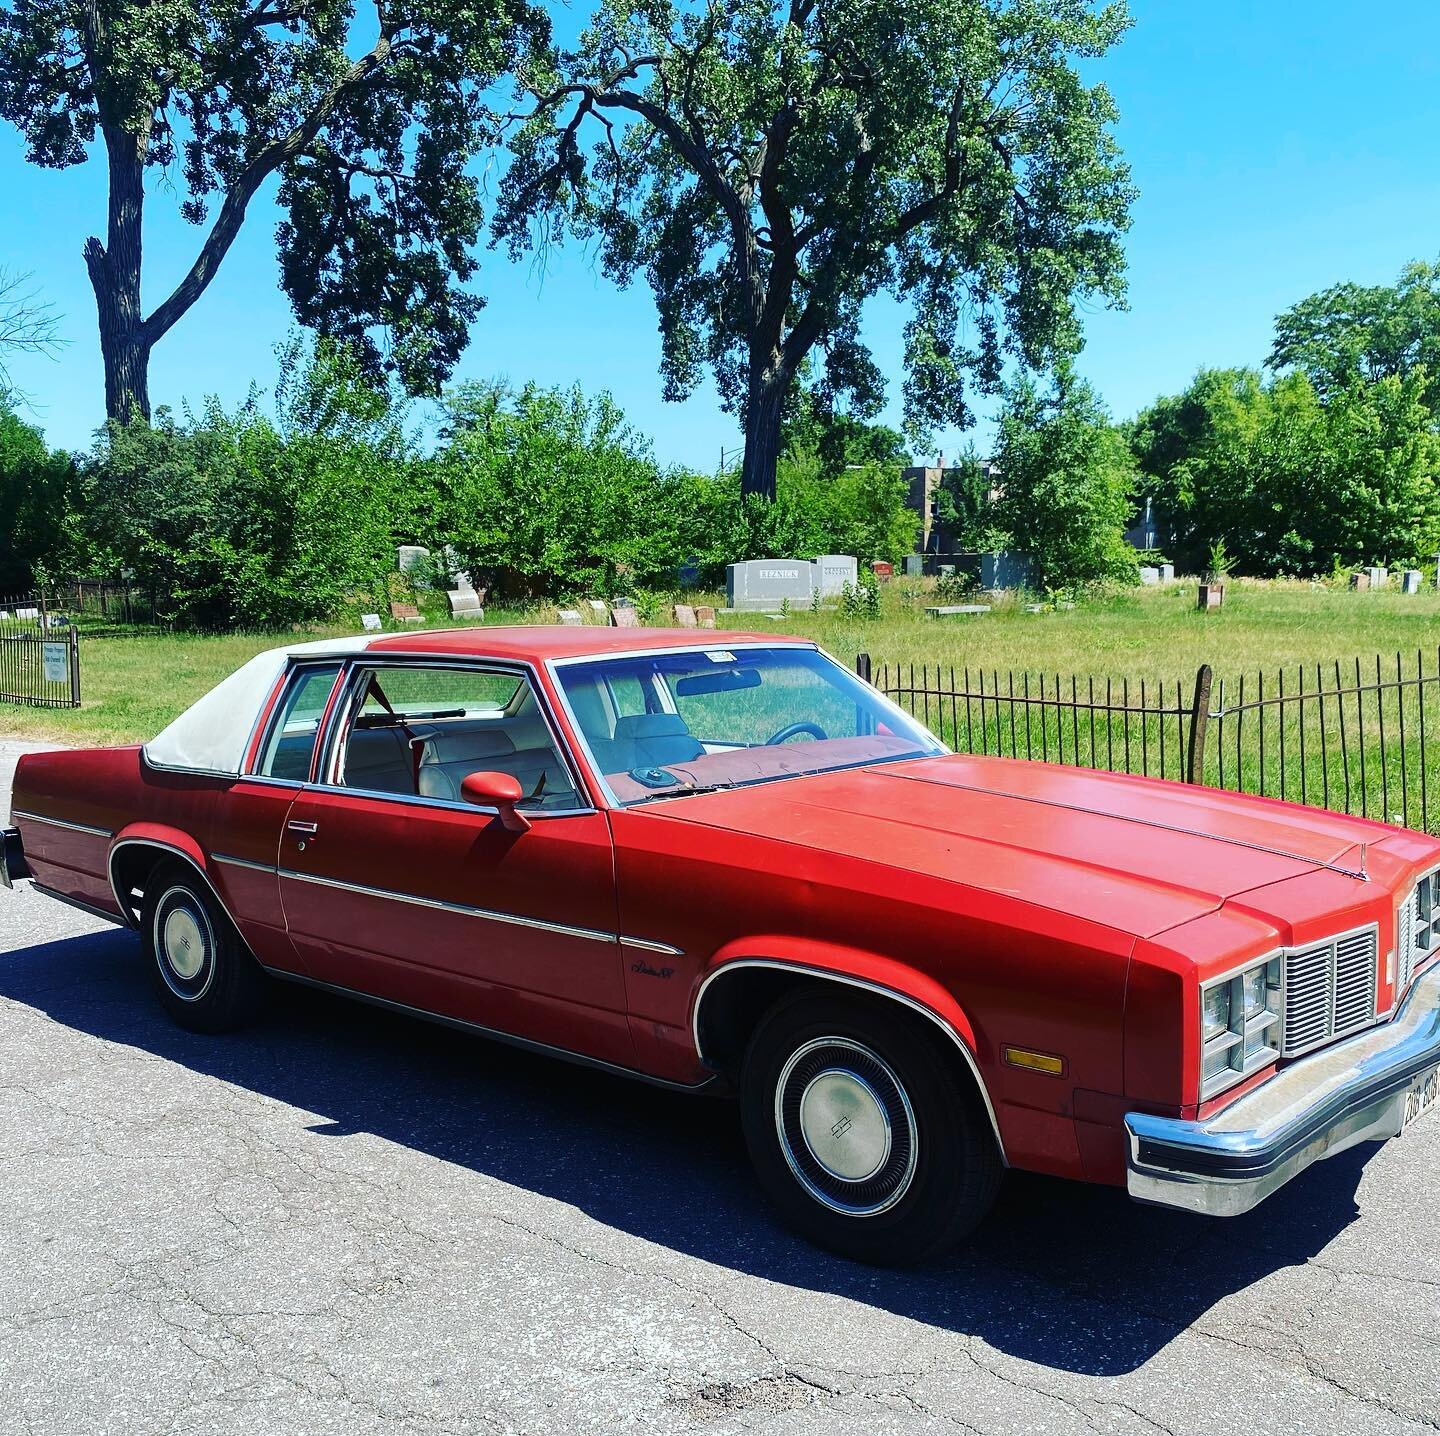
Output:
(6, 627), (1440, 1263)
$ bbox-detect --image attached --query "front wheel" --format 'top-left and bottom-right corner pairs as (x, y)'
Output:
(141, 860), (267, 1033)
(740, 989), (1001, 1265)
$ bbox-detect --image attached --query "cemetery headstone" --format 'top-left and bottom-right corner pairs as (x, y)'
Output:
(1350, 571), (1371, 592)
(557, 609), (584, 626)
(695, 606), (717, 629)
(726, 559), (816, 611)
(811, 554), (858, 598)
(980, 552), (1031, 589)
(1159, 563), (1175, 582)
(1367, 566), (1388, 589)
(1139, 566), (1160, 585)
(902, 554), (924, 578)
(610, 605), (641, 627)
(446, 590), (484, 619)
(673, 604), (698, 628)
(389, 602), (423, 623)
(1402, 569), (1423, 595)
(396, 545), (432, 588)
(927, 604), (992, 618)
(871, 561), (894, 582)
(587, 600), (608, 619)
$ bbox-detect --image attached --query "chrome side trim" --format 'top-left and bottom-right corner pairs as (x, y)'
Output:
(690, 958), (1007, 1165)
(212, 853), (277, 875)
(262, 967), (718, 1093)
(620, 935), (686, 957)
(276, 866), (619, 945)
(107, 838), (244, 933)
(12, 810), (114, 839)
(31, 882), (128, 926)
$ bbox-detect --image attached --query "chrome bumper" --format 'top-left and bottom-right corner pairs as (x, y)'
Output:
(1126, 962), (1440, 1216)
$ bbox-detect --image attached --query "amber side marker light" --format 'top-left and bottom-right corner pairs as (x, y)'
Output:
(1003, 1046), (1066, 1076)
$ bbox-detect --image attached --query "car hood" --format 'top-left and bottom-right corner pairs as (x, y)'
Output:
(639, 753), (1384, 939)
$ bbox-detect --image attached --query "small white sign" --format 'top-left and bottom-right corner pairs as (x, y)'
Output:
(42, 642), (68, 683)
(360, 613), (383, 631)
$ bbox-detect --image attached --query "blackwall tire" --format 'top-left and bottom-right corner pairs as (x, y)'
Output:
(740, 989), (1001, 1265)
(140, 860), (267, 1033)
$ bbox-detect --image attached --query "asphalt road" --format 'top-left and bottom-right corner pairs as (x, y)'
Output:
(2, 738), (1438, 1434)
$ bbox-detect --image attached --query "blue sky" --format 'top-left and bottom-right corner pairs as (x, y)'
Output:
(3, 1), (1440, 465)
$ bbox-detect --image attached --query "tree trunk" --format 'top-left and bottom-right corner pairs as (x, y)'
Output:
(741, 368), (788, 502)
(85, 125), (151, 423)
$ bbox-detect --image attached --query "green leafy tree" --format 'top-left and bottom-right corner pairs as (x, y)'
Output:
(1131, 367), (1440, 576)
(496, 0), (1134, 502)
(0, 401), (76, 590)
(1270, 258), (1440, 411)
(992, 368), (1137, 589)
(780, 390), (910, 477)
(0, 0), (544, 421)
(934, 447), (1004, 551)
(72, 338), (423, 627)
(436, 381), (712, 597)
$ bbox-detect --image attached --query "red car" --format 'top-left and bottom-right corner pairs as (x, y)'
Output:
(6, 627), (1440, 1263)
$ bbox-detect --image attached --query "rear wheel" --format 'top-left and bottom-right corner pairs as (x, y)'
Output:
(141, 860), (266, 1033)
(740, 989), (1001, 1265)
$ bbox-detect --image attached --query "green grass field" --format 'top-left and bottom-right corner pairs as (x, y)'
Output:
(4, 578), (1439, 750)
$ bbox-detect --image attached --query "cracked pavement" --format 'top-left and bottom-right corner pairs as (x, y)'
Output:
(2, 739), (1438, 1434)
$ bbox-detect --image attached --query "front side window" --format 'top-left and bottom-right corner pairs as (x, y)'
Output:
(334, 664), (579, 811)
(554, 647), (944, 804)
(257, 663), (342, 780)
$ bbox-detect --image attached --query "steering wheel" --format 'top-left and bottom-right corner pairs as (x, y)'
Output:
(765, 720), (828, 746)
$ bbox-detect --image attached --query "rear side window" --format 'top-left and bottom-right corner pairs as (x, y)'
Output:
(256, 664), (342, 781)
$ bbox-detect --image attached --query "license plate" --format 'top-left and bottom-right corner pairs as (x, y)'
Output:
(1403, 1066), (1439, 1131)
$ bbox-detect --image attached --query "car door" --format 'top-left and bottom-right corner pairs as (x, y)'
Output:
(205, 659), (344, 975)
(276, 657), (632, 1069)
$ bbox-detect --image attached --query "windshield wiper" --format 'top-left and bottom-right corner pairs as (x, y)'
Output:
(629, 780), (737, 805)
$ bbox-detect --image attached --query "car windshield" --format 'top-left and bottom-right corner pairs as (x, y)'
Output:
(553, 646), (945, 804)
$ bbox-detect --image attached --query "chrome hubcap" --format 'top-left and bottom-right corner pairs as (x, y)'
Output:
(774, 1036), (918, 1218)
(163, 908), (205, 980)
(798, 1069), (891, 1182)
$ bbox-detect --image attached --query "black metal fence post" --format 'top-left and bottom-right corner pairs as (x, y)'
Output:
(1186, 664), (1213, 785)
(856, 652), (873, 685)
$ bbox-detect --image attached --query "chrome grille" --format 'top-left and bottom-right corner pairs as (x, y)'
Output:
(1397, 870), (1439, 996)
(1398, 888), (1419, 991)
(1281, 926), (1378, 1057)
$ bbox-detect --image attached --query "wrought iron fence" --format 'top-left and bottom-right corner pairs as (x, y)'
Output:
(856, 650), (1440, 835)
(0, 600), (81, 707)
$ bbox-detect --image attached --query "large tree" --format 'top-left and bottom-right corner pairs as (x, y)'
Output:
(1270, 258), (1440, 410)
(496, 0), (1134, 500)
(0, 0), (544, 421)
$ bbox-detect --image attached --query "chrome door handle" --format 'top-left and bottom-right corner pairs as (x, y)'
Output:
(287, 820), (319, 835)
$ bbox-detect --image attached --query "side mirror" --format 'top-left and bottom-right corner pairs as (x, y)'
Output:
(460, 770), (531, 833)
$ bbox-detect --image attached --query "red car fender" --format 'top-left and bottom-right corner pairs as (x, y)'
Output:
(690, 934), (1005, 1158)
(107, 821), (228, 929)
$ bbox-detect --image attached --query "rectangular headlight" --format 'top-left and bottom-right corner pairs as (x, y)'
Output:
(1200, 956), (1281, 1100)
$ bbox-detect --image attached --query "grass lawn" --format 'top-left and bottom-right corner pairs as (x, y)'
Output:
(3, 578), (1439, 751)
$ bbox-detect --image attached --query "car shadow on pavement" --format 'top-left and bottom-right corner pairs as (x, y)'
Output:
(1, 927), (1374, 1378)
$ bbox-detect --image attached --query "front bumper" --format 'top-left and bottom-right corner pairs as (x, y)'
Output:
(1, 826), (27, 889)
(1126, 961), (1440, 1216)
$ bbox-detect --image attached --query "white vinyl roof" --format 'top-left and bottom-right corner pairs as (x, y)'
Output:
(145, 636), (372, 775)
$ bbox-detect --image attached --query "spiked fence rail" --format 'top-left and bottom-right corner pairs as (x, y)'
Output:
(856, 649), (1440, 835)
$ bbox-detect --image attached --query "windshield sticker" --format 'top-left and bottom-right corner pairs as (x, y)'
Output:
(704, 650), (737, 663)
